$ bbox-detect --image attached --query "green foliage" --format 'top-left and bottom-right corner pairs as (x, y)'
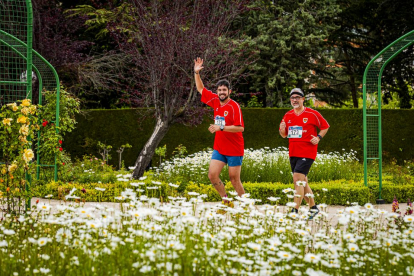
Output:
(0, 99), (38, 212)
(241, 0), (340, 107)
(155, 144), (167, 165)
(31, 177), (414, 205)
(185, 180), (373, 205)
(37, 87), (80, 165)
(117, 143), (132, 170)
(97, 141), (112, 163)
(246, 95), (262, 108)
(121, 143), (132, 149)
(186, 179), (414, 205)
(64, 108), (414, 167)
(32, 180), (173, 203)
(172, 144), (187, 158)
(66, 3), (134, 42)
(32, 154), (118, 186)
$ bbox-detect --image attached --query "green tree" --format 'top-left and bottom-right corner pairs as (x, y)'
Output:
(241, 0), (340, 107)
(324, 0), (414, 108)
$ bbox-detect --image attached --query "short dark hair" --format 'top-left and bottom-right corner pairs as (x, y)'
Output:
(216, 79), (231, 90)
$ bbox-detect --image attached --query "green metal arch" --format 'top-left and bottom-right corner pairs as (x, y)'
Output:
(0, 34), (61, 181)
(363, 30), (414, 201)
(0, 0), (61, 183)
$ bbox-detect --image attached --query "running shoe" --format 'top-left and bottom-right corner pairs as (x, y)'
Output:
(308, 208), (320, 220)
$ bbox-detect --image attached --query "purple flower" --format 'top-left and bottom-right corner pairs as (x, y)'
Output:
(406, 198), (413, 216)
(392, 195), (399, 213)
(81, 188), (86, 194)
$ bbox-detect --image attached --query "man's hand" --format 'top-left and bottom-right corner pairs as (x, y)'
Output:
(279, 119), (286, 130)
(208, 124), (220, 133)
(194, 57), (204, 73)
(310, 135), (320, 145)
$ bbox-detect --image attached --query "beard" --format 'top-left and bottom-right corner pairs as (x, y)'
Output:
(219, 94), (229, 102)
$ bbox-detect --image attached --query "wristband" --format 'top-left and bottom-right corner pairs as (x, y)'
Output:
(195, 72), (199, 75)
(317, 134), (323, 140)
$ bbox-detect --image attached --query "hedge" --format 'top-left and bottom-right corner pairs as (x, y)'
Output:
(64, 108), (413, 168)
(31, 179), (414, 205)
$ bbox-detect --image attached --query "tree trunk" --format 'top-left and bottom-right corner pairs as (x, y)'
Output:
(396, 76), (412, 109)
(350, 74), (358, 108)
(265, 83), (275, 107)
(132, 118), (171, 179)
(277, 87), (283, 107)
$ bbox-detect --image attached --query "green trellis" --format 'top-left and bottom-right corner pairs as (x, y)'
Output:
(363, 30), (414, 202)
(0, 0), (60, 182)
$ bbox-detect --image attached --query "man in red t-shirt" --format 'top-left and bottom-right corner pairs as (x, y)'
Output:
(194, 57), (245, 208)
(279, 88), (330, 219)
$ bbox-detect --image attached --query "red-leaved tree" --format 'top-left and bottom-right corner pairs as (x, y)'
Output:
(118, 0), (251, 178)
(79, 0), (252, 178)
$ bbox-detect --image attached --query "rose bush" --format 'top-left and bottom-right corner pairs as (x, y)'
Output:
(0, 99), (38, 213)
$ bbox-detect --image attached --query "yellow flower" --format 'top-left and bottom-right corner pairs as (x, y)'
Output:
(6, 103), (18, 111)
(19, 136), (28, 144)
(2, 118), (12, 126)
(17, 116), (27, 124)
(8, 162), (17, 173)
(21, 99), (31, 107)
(21, 107), (29, 115)
(1, 167), (6, 175)
(19, 125), (29, 136)
(22, 149), (34, 162)
(29, 106), (37, 114)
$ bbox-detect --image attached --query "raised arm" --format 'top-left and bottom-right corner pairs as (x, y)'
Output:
(194, 57), (205, 94)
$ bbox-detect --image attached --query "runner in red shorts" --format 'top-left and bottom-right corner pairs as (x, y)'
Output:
(193, 57), (245, 208)
(279, 88), (330, 219)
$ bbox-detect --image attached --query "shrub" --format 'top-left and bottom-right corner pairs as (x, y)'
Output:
(31, 178), (414, 205)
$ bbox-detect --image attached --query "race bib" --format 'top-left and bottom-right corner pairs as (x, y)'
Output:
(288, 126), (303, 138)
(214, 115), (226, 127)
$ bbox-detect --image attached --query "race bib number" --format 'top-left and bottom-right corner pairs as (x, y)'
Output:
(288, 126), (302, 138)
(214, 116), (226, 127)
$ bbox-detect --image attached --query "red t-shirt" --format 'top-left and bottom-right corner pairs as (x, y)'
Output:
(201, 88), (244, 156)
(282, 107), (329, 159)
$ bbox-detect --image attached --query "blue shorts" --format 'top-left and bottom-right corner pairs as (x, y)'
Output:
(211, 150), (243, 167)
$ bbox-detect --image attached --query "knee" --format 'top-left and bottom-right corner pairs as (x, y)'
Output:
(208, 172), (219, 182)
(293, 174), (305, 185)
(229, 174), (240, 183)
(293, 176), (300, 185)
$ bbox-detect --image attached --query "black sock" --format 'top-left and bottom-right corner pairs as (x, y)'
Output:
(291, 208), (298, 213)
(311, 205), (319, 210)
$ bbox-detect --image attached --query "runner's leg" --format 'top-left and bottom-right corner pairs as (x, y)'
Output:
(208, 159), (227, 197)
(301, 176), (310, 204)
(228, 165), (245, 196)
(304, 176), (315, 207)
(293, 172), (306, 209)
